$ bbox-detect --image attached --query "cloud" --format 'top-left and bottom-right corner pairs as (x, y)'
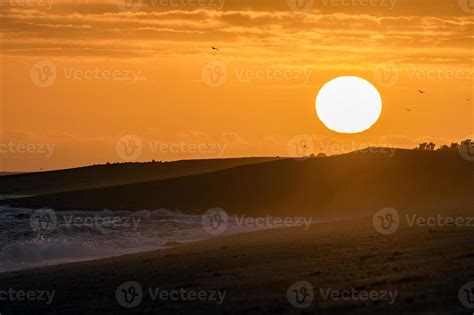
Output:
(0, 6), (471, 69)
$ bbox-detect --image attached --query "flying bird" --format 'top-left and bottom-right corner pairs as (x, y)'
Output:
(211, 46), (220, 51)
(418, 90), (425, 94)
(406, 108), (411, 112)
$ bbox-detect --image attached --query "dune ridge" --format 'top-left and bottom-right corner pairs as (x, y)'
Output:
(0, 157), (280, 196)
(2, 149), (471, 219)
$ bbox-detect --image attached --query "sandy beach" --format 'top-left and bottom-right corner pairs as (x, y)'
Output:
(1, 213), (473, 314)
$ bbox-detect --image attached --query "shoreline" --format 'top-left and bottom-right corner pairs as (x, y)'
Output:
(0, 215), (355, 274)
(1, 215), (473, 314)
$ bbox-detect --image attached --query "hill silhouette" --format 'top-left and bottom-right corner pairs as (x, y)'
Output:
(0, 172), (23, 176)
(2, 149), (471, 218)
(0, 157), (279, 196)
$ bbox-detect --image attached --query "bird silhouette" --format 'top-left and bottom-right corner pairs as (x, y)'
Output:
(418, 90), (425, 94)
(406, 108), (411, 112)
(211, 46), (220, 51)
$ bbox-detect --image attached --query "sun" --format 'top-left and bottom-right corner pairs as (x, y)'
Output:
(315, 76), (382, 133)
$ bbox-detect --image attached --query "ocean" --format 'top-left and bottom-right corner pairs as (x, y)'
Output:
(0, 206), (268, 273)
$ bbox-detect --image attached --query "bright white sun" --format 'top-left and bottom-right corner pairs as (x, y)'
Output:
(315, 76), (382, 133)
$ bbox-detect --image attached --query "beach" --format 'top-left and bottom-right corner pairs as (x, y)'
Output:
(1, 213), (473, 314)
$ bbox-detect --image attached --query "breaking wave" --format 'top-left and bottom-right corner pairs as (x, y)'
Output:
(0, 206), (263, 273)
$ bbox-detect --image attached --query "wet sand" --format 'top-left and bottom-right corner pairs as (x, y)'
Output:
(1, 214), (473, 314)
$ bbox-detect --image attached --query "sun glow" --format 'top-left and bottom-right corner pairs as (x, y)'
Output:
(316, 76), (382, 134)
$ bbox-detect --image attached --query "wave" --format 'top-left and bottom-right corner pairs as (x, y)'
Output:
(0, 206), (270, 273)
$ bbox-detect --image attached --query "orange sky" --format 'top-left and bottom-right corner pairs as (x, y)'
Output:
(0, 0), (473, 171)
